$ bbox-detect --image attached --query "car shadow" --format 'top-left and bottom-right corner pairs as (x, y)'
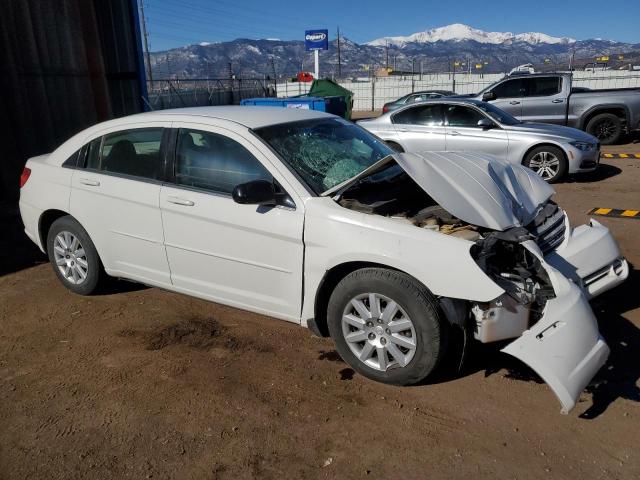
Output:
(0, 201), (47, 277)
(437, 266), (640, 419)
(566, 163), (622, 183)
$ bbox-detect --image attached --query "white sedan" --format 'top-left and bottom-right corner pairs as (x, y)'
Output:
(19, 107), (628, 413)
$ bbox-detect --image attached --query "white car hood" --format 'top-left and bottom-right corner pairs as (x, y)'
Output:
(394, 151), (555, 230)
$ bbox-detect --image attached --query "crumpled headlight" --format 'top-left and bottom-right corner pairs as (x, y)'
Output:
(569, 141), (596, 151)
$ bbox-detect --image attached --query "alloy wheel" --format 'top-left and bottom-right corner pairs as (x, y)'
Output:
(53, 231), (88, 285)
(528, 151), (560, 180)
(592, 118), (617, 143)
(341, 293), (417, 371)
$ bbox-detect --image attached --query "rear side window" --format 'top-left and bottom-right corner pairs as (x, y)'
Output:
(445, 105), (486, 127)
(526, 77), (562, 97)
(175, 129), (272, 195)
(492, 78), (525, 98)
(393, 105), (443, 126)
(62, 149), (82, 168)
(84, 128), (164, 180)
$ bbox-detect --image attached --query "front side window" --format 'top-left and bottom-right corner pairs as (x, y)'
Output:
(175, 129), (272, 194)
(445, 105), (486, 127)
(527, 77), (562, 97)
(255, 118), (392, 194)
(492, 78), (525, 99)
(85, 128), (164, 180)
(393, 105), (443, 126)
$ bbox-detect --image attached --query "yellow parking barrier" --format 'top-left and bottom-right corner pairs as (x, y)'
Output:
(588, 208), (640, 219)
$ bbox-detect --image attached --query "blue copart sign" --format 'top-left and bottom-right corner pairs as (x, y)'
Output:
(305, 29), (328, 51)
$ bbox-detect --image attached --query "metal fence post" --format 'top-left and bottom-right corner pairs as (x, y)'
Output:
(371, 77), (375, 112)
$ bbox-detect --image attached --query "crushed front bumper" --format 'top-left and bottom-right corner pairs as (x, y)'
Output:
(544, 218), (629, 298)
(501, 241), (610, 413)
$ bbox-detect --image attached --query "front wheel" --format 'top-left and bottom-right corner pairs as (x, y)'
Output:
(46, 216), (106, 295)
(523, 146), (568, 183)
(327, 268), (448, 385)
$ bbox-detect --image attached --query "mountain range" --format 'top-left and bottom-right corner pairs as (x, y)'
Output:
(148, 24), (639, 79)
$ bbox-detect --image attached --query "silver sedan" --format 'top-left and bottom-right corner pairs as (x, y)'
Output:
(358, 99), (600, 183)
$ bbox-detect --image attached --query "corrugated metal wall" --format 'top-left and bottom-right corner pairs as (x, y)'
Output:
(0, 0), (145, 201)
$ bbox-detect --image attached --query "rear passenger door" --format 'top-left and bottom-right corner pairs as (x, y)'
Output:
(520, 76), (567, 124)
(392, 104), (446, 151)
(159, 123), (305, 322)
(69, 123), (172, 286)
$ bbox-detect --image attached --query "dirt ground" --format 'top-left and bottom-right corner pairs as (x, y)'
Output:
(1, 138), (639, 479)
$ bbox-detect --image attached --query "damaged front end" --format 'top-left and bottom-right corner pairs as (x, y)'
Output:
(471, 230), (609, 414)
(333, 151), (625, 413)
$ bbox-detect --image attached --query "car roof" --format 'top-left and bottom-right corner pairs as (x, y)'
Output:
(396, 98), (487, 108)
(127, 105), (333, 129)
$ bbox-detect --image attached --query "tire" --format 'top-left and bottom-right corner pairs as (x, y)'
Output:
(585, 113), (622, 145)
(327, 268), (448, 386)
(523, 145), (568, 184)
(46, 216), (105, 295)
(386, 141), (404, 153)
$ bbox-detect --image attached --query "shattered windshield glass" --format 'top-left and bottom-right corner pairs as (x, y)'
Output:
(255, 118), (393, 194)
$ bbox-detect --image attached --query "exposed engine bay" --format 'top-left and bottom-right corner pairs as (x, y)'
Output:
(336, 165), (562, 343)
(337, 169), (483, 241)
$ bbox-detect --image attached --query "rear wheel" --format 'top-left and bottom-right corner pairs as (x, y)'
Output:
(586, 113), (622, 145)
(46, 216), (105, 295)
(523, 145), (568, 183)
(327, 268), (447, 385)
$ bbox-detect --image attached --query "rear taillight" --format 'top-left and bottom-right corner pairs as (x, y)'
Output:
(382, 105), (389, 113)
(19, 167), (31, 188)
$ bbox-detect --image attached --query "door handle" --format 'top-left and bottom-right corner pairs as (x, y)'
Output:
(397, 128), (409, 132)
(552, 99), (564, 103)
(449, 131), (460, 136)
(167, 196), (195, 206)
(509, 101), (520, 105)
(79, 178), (100, 186)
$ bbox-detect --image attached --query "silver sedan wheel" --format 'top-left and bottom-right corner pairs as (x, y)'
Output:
(528, 151), (560, 180)
(53, 231), (88, 285)
(341, 293), (417, 371)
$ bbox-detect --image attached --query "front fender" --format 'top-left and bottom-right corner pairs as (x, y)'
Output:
(301, 198), (504, 323)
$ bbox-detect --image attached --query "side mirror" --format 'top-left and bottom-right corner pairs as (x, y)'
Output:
(482, 91), (496, 101)
(232, 179), (277, 206)
(477, 118), (496, 129)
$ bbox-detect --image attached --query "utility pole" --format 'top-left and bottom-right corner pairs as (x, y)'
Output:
(337, 26), (342, 78)
(385, 41), (389, 69)
(139, 0), (154, 83)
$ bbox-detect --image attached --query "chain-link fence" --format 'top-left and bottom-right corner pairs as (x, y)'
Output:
(146, 78), (275, 110)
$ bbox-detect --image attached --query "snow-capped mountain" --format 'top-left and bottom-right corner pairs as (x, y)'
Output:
(149, 25), (638, 79)
(367, 24), (575, 47)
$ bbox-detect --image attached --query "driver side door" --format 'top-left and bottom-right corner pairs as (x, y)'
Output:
(392, 104), (446, 152)
(443, 104), (510, 160)
(159, 123), (305, 322)
(485, 78), (525, 118)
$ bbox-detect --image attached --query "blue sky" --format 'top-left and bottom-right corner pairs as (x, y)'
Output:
(143, 0), (639, 51)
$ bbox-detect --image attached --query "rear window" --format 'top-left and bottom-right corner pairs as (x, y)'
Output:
(526, 77), (562, 97)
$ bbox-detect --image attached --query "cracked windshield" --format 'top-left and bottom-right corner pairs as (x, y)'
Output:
(256, 118), (393, 193)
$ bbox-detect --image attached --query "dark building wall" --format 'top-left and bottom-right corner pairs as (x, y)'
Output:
(0, 0), (145, 202)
